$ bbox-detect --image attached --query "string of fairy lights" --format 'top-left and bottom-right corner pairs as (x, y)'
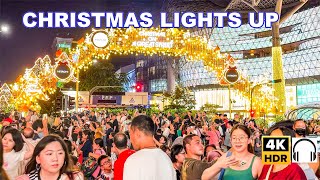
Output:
(0, 27), (278, 114)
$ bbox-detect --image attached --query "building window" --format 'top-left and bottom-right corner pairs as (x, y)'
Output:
(150, 79), (167, 92)
(149, 66), (155, 76)
(136, 60), (144, 68)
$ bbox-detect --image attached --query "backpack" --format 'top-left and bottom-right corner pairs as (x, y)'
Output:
(81, 157), (99, 177)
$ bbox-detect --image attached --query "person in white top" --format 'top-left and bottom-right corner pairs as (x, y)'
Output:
(2, 128), (34, 180)
(123, 115), (176, 180)
(16, 135), (84, 180)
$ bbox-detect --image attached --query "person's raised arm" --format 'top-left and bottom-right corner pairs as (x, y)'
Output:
(42, 117), (49, 137)
(201, 153), (238, 180)
(22, 134), (35, 160)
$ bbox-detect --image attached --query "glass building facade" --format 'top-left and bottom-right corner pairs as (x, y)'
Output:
(178, 6), (320, 109)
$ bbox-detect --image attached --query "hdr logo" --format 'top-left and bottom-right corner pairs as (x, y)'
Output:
(262, 136), (291, 164)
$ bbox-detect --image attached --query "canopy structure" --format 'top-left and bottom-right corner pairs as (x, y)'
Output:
(286, 102), (320, 120)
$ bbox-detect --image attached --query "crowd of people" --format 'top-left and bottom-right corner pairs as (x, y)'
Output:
(0, 110), (319, 180)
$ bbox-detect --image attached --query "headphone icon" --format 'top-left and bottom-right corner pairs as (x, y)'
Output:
(293, 139), (317, 162)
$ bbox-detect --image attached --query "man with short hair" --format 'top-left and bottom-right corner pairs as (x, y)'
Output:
(22, 127), (39, 146)
(233, 113), (240, 124)
(123, 115), (176, 180)
(113, 133), (135, 180)
(181, 134), (213, 180)
(181, 134), (237, 180)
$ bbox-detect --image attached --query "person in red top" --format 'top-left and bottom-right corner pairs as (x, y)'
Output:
(258, 125), (307, 180)
(259, 163), (306, 180)
(113, 132), (135, 180)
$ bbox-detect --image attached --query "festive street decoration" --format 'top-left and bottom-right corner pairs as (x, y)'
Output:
(2, 27), (278, 113)
(10, 55), (58, 112)
(53, 52), (77, 82)
(0, 83), (12, 111)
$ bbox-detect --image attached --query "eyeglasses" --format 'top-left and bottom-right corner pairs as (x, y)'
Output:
(231, 136), (248, 142)
(101, 159), (112, 166)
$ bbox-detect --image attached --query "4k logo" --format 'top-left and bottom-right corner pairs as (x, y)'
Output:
(262, 136), (291, 164)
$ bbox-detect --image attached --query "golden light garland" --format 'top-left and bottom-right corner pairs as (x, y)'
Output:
(70, 27), (278, 113)
(5, 27), (278, 113)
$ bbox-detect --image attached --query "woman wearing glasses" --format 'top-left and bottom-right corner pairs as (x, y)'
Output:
(202, 124), (262, 180)
(222, 124), (263, 180)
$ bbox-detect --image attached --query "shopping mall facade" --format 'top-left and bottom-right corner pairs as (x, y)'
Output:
(50, 4), (320, 117)
(134, 5), (320, 115)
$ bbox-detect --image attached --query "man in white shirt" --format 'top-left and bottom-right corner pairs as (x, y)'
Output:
(123, 115), (176, 180)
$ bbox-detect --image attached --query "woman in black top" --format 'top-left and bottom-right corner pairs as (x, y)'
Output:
(170, 144), (185, 180)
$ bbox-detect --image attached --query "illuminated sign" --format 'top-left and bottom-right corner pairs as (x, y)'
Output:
(224, 66), (240, 84)
(132, 31), (173, 48)
(55, 64), (71, 80)
(91, 31), (109, 48)
(57, 44), (71, 49)
(25, 83), (41, 94)
(297, 83), (320, 105)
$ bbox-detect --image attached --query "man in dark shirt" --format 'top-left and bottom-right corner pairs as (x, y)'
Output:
(89, 111), (97, 122)
(184, 111), (194, 124)
(112, 115), (119, 133)
(104, 122), (114, 147)
(167, 112), (174, 123)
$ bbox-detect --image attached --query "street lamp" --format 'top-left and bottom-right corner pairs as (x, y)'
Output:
(0, 24), (10, 34)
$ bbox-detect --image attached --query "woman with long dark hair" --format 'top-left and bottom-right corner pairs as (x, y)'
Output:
(170, 144), (185, 180)
(2, 128), (34, 180)
(0, 135), (9, 180)
(16, 135), (83, 180)
(258, 126), (307, 180)
(77, 130), (93, 162)
(202, 124), (263, 180)
(222, 124), (263, 179)
(89, 138), (106, 159)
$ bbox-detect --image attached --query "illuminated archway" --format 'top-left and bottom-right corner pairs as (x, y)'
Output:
(72, 27), (252, 100)
(5, 27), (278, 113)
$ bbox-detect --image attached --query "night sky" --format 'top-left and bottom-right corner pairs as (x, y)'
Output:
(0, 0), (162, 83)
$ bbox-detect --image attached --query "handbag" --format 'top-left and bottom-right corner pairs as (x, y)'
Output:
(81, 157), (99, 177)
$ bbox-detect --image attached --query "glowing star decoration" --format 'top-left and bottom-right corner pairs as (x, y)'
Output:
(53, 52), (77, 82)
